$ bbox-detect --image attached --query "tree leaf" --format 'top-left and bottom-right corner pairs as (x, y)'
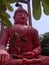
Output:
(9, 0), (18, 3)
(42, 0), (49, 15)
(0, 9), (10, 18)
(44, 9), (49, 15)
(32, 0), (41, 20)
(0, 14), (12, 28)
(0, 2), (6, 11)
(2, 0), (13, 11)
(6, 4), (13, 11)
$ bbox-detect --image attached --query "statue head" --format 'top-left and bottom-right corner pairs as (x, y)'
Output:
(13, 5), (28, 25)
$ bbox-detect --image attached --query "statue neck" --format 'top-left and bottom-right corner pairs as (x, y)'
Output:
(14, 22), (27, 25)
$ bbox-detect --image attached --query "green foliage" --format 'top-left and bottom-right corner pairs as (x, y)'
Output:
(0, 14), (12, 27)
(9, 0), (18, 3)
(40, 32), (49, 56)
(41, 33), (49, 47)
(32, 0), (49, 20)
(2, 0), (13, 11)
(42, 0), (49, 15)
(0, 0), (14, 27)
(32, 0), (41, 20)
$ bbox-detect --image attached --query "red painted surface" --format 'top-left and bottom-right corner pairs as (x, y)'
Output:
(0, 5), (49, 65)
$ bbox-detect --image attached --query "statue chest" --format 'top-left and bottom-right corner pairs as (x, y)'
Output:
(9, 25), (34, 54)
(11, 25), (29, 36)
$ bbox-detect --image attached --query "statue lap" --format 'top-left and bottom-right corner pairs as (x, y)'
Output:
(7, 55), (49, 65)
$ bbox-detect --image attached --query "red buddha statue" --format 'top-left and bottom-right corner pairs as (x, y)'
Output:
(0, 5), (49, 65)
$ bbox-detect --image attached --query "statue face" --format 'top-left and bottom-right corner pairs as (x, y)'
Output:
(14, 11), (28, 24)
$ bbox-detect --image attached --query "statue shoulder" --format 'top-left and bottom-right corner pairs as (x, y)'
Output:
(28, 26), (38, 33)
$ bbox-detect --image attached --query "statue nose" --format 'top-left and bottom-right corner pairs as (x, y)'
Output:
(22, 14), (24, 17)
(22, 15), (25, 19)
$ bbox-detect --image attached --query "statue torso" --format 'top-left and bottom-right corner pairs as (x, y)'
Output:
(8, 24), (35, 55)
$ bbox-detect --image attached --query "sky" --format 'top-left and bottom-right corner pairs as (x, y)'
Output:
(6, 1), (49, 35)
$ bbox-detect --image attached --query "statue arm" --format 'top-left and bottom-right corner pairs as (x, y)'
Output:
(32, 29), (41, 58)
(0, 28), (9, 50)
(23, 29), (41, 59)
(0, 28), (10, 63)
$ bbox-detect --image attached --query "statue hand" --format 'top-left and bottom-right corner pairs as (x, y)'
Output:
(23, 52), (35, 59)
(12, 54), (23, 59)
(0, 50), (9, 64)
(23, 52), (34, 56)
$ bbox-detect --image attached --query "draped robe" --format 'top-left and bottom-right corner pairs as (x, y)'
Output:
(0, 24), (49, 65)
